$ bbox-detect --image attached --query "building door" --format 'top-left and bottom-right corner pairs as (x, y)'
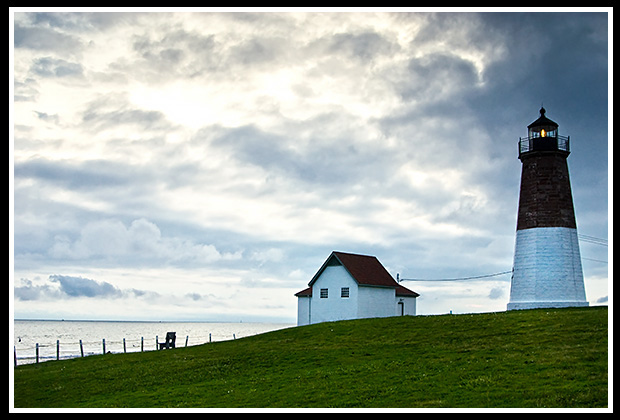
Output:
(398, 301), (404, 316)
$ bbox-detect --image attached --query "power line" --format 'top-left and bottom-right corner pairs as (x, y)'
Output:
(579, 234), (608, 247)
(399, 270), (512, 282)
(397, 233), (607, 282)
(582, 257), (608, 264)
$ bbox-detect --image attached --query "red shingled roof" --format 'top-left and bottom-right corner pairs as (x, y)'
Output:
(327, 252), (399, 287)
(295, 251), (419, 297)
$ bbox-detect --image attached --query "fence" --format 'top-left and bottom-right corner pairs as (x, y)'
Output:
(13, 332), (238, 366)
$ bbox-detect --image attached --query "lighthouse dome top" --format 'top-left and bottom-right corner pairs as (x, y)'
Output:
(528, 107), (559, 130)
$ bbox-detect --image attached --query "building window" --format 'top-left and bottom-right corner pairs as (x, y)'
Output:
(341, 287), (350, 298)
(320, 288), (328, 299)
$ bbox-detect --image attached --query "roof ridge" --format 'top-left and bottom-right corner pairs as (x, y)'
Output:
(332, 250), (375, 257)
(296, 250), (419, 298)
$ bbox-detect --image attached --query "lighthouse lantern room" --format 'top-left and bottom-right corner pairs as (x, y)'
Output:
(519, 106), (568, 156)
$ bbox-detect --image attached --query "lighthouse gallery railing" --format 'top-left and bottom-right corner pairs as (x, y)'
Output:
(519, 134), (570, 155)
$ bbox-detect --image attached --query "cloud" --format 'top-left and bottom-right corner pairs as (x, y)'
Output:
(14, 278), (60, 301)
(12, 11), (608, 320)
(210, 122), (395, 187)
(49, 274), (122, 298)
(13, 78), (40, 102)
(14, 275), (121, 300)
(596, 296), (608, 304)
(14, 22), (83, 53)
(15, 157), (132, 191)
(249, 248), (285, 264)
(488, 287), (505, 300)
(15, 274), (161, 301)
(128, 29), (218, 80)
(79, 93), (175, 132)
(318, 30), (398, 62)
(400, 53), (480, 103)
(30, 56), (84, 78)
(47, 218), (241, 267)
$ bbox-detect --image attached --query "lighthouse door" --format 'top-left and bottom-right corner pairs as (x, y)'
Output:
(398, 301), (404, 316)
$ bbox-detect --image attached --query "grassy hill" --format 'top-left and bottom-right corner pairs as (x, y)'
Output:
(13, 306), (608, 408)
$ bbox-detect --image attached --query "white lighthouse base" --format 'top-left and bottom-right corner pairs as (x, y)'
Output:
(507, 301), (589, 311)
(508, 227), (588, 311)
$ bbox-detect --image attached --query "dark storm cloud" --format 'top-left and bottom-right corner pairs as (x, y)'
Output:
(466, 12), (608, 123)
(49, 274), (122, 298)
(398, 12), (608, 147)
(383, 12), (608, 237)
(14, 275), (160, 301)
(400, 53), (479, 102)
(463, 13), (608, 232)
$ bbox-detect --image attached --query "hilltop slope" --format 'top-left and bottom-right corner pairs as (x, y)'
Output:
(13, 307), (608, 408)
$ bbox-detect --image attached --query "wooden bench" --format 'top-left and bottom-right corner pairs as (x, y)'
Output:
(158, 332), (176, 349)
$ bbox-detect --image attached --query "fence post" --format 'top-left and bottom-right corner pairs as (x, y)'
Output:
(209, 333), (211, 343)
(141, 337), (144, 352)
(14, 346), (17, 367)
(102, 338), (106, 354)
(36, 343), (39, 364)
(185, 335), (189, 347)
(123, 338), (126, 353)
(156, 335), (158, 350)
(80, 340), (84, 357)
(57, 340), (60, 360)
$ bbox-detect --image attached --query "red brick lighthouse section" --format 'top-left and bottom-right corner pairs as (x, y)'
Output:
(507, 108), (588, 310)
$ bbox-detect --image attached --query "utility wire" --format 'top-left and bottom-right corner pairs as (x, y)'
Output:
(398, 234), (607, 282)
(399, 270), (512, 282)
(578, 234), (608, 247)
(582, 257), (608, 264)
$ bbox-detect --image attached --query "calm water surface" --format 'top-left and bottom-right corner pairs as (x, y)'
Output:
(13, 320), (294, 365)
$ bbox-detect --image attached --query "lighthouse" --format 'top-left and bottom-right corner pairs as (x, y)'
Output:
(507, 107), (588, 310)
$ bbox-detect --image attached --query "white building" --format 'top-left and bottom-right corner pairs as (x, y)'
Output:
(295, 251), (419, 326)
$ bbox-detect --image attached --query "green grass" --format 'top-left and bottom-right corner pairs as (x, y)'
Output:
(13, 307), (608, 408)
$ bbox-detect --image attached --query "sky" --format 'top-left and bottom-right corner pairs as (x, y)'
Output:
(11, 9), (611, 323)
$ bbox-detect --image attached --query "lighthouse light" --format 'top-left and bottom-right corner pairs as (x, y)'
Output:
(541, 129), (546, 137)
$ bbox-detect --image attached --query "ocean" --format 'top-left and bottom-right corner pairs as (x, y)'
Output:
(13, 319), (294, 365)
